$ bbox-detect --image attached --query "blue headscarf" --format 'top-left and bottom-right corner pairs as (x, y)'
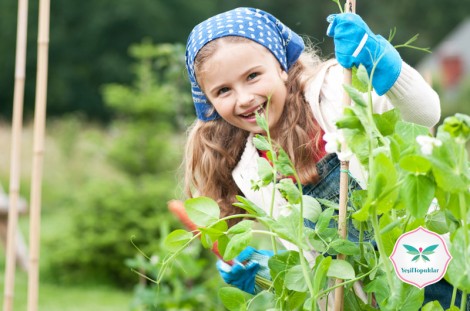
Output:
(185, 7), (305, 121)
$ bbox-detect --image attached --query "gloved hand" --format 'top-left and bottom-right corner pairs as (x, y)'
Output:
(326, 13), (402, 95)
(216, 246), (273, 294)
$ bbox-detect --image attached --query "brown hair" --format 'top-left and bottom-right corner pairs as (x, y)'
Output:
(184, 36), (326, 223)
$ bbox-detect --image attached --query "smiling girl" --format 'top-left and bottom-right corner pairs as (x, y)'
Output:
(183, 6), (444, 304)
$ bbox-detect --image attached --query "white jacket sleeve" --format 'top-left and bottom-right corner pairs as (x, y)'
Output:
(307, 60), (441, 134)
(386, 62), (441, 127)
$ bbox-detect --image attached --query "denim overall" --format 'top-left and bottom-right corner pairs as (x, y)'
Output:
(301, 153), (469, 310)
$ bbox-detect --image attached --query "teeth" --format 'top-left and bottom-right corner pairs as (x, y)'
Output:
(242, 104), (265, 117)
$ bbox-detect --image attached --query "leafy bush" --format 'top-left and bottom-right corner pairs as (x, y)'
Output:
(46, 175), (176, 285)
(44, 41), (195, 288)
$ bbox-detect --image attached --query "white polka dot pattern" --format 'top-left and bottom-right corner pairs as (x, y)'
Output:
(185, 7), (304, 121)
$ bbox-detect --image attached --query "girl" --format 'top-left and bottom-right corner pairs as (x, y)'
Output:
(183, 6), (448, 307)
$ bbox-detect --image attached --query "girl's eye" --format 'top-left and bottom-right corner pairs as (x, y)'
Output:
(248, 72), (259, 80)
(218, 87), (230, 96)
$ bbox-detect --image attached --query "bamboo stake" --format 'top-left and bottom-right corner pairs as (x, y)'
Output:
(3, 0), (29, 310)
(27, 0), (50, 309)
(334, 1), (356, 311)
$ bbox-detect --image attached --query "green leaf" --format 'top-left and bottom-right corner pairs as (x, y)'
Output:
(253, 134), (270, 151)
(276, 149), (296, 177)
(399, 154), (432, 173)
(343, 83), (367, 107)
(257, 157), (274, 186)
(395, 121), (430, 144)
(285, 265), (310, 292)
(431, 159), (468, 192)
(275, 209), (305, 245)
(442, 113), (470, 140)
(352, 64), (369, 92)
(199, 221), (228, 242)
(217, 235), (230, 258)
(327, 259), (355, 280)
(247, 291), (276, 310)
(276, 178), (301, 204)
(268, 251), (300, 295)
(312, 256), (332, 296)
(330, 238), (360, 255)
(336, 115), (364, 130)
(379, 213), (402, 256)
(301, 195), (322, 223)
(233, 196), (267, 217)
(223, 231), (252, 261)
(400, 174), (435, 219)
(219, 287), (247, 311)
(369, 152), (399, 215)
(255, 111), (269, 132)
(425, 210), (451, 235)
(398, 283), (425, 311)
(227, 220), (253, 235)
(421, 300), (444, 311)
(163, 229), (193, 252)
(268, 251), (300, 275)
(373, 108), (400, 136)
(446, 227), (470, 291)
(285, 291), (308, 311)
(315, 208), (335, 233)
(184, 197), (220, 227)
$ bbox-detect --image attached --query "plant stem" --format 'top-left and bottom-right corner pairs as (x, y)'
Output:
(262, 99), (279, 255)
(457, 142), (469, 311)
(316, 262), (379, 298)
(450, 286), (457, 308)
(370, 206), (395, 291)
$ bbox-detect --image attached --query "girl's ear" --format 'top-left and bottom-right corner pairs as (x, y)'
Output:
(280, 70), (288, 82)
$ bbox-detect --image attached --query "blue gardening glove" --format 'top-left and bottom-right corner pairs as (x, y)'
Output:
(326, 13), (402, 95)
(216, 246), (273, 294)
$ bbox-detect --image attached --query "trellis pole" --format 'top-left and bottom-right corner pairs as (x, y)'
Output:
(27, 0), (50, 309)
(334, 1), (356, 310)
(3, 0), (29, 310)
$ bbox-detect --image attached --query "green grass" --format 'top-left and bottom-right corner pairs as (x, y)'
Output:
(0, 264), (134, 311)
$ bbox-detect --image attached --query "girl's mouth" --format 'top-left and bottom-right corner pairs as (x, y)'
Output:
(240, 102), (267, 120)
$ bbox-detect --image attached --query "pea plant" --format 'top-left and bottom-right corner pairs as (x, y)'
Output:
(159, 59), (470, 310)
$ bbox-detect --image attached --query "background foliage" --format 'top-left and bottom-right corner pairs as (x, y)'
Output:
(0, 0), (468, 121)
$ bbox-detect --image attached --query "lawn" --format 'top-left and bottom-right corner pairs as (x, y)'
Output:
(0, 260), (134, 311)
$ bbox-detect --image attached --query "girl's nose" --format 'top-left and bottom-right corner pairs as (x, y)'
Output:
(236, 91), (255, 107)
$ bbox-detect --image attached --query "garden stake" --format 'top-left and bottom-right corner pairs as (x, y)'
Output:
(334, 1), (356, 311)
(3, 0), (29, 310)
(27, 0), (50, 310)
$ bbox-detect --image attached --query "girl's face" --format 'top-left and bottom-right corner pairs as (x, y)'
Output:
(198, 39), (288, 135)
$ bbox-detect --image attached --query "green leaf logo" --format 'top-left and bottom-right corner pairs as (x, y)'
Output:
(403, 244), (438, 262)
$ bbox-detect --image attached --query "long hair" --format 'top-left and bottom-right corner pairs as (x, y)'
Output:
(184, 36), (327, 222)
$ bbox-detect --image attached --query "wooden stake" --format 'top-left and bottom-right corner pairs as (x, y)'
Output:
(3, 0), (29, 310)
(334, 1), (356, 311)
(27, 0), (50, 310)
